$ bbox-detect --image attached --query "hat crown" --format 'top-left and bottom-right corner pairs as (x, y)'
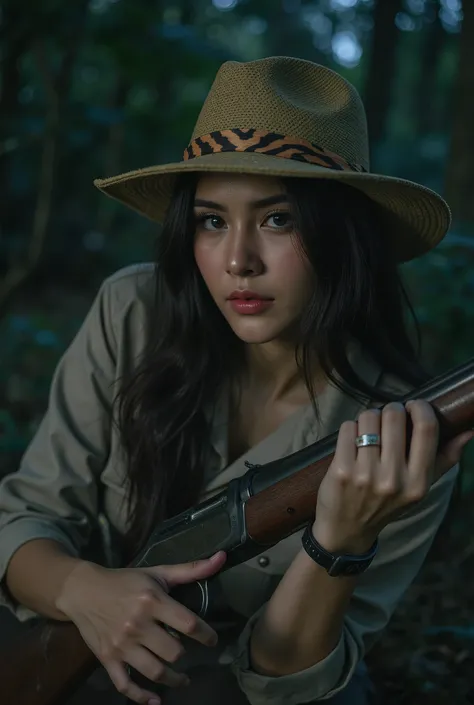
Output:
(191, 56), (370, 173)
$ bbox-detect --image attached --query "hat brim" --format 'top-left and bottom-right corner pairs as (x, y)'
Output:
(94, 151), (451, 263)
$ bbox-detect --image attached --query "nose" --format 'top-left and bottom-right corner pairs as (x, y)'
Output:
(225, 229), (264, 278)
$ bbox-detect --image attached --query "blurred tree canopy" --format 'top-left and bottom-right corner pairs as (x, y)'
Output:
(1, 2), (474, 701)
(0, 0), (473, 516)
(1, 0), (473, 434)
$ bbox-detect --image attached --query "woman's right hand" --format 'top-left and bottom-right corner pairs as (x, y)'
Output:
(56, 551), (227, 705)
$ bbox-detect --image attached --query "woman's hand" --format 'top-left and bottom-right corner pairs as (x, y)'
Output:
(313, 400), (474, 554)
(56, 551), (226, 705)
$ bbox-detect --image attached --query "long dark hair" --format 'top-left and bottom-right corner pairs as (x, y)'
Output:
(116, 174), (430, 557)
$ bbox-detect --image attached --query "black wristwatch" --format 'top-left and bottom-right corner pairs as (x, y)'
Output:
(302, 524), (378, 577)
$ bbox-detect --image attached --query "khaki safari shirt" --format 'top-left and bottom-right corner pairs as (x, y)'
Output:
(0, 264), (458, 704)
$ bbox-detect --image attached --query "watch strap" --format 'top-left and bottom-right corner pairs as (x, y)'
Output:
(302, 524), (378, 577)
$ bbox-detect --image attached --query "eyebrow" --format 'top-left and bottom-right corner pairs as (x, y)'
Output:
(193, 194), (289, 211)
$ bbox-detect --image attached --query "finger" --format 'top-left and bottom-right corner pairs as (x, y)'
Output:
(405, 400), (439, 500)
(126, 646), (190, 688)
(356, 408), (382, 473)
(435, 430), (474, 480)
(378, 402), (406, 493)
(154, 593), (218, 647)
(141, 622), (185, 664)
(105, 660), (161, 704)
(145, 552), (226, 591)
(332, 420), (357, 481)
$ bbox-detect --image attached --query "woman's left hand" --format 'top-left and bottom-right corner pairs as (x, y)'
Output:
(313, 399), (474, 554)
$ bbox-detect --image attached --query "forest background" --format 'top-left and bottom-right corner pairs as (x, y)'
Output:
(1, 0), (474, 702)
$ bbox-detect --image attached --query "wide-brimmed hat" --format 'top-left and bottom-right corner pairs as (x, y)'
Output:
(94, 56), (451, 262)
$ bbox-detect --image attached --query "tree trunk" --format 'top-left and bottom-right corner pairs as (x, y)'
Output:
(264, 0), (326, 64)
(0, 0), (91, 319)
(95, 75), (130, 237)
(180, 0), (198, 25)
(415, 1), (445, 138)
(0, 5), (35, 235)
(444, 1), (474, 223)
(363, 0), (403, 150)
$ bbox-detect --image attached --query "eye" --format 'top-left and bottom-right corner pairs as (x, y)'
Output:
(264, 211), (294, 230)
(195, 213), (226, 231)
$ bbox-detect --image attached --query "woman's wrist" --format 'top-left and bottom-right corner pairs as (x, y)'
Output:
(250, 545), (357, 676)
(5, 540), (95, 622)
(55, 558), (102, 619)
(311, 522), (377, 556)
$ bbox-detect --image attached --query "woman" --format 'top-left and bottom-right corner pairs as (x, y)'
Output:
(0, 57), (472, 705)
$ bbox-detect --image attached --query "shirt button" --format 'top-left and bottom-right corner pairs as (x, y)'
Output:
(258, 556), (270, 567)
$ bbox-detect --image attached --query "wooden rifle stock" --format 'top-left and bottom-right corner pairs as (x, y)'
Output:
(2, 357), (474, 705)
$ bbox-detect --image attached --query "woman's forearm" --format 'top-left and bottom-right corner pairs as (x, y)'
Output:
(5, 539), (88, 621)
(249, 547), (358, 676)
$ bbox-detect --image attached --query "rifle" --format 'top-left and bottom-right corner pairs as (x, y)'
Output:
(3, 357), (474, 705)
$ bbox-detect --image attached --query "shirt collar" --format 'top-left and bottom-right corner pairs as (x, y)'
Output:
(201, 339), (383, 498)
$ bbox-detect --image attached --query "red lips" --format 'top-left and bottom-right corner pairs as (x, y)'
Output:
(228, 289), (273, 301)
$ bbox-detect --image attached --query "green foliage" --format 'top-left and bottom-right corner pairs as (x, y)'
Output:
(403, 231), (474, 372)
(0, 302), (84, 456)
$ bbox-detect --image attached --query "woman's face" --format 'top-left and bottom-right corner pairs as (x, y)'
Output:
(193, 173), (315, 345)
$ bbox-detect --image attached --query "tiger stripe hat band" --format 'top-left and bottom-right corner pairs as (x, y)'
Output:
(94, 56), (451, 262)
(183, 129), (367, 174)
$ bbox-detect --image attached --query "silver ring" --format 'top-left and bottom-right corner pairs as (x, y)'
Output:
(355, 433), (381, 448)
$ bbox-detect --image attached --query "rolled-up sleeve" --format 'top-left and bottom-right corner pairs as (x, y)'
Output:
(230, 464), (459, 704)
(0, 279), (117, 620)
